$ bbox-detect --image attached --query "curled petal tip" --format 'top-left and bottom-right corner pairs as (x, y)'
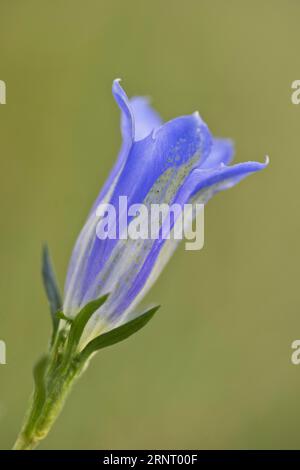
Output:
(112, 79), (128, 98)
(112, 79), (120, 93)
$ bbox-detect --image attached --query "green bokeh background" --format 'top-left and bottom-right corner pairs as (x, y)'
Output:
(0, 0), (299, 449)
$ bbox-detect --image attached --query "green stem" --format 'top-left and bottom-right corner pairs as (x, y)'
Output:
(14, 372), (78, 449)
(13, 328), (86, 450)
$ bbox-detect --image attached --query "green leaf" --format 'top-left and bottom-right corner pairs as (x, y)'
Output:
(79, 305), (160, 362)
(28, 355), (49, 432)
(64, 293), (110, 362)
(33, 355), (48, 404)
(41, 245), (62, 337)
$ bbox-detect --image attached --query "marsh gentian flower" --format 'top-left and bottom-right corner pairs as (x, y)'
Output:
(64, 79), (268, 348)
(14, 79), (268, 450)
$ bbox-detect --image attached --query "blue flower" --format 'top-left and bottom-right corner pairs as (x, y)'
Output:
(64, 79), (268, 347)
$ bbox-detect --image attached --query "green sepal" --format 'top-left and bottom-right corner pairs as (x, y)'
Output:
(64, 293), (110, 363)
(28, 355), (49, 433)
(41, 245), (62, 340)
(56, 311), (73, 324)
(79, 305), (160, 362)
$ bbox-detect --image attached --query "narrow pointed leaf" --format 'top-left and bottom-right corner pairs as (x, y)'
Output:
(65, 293), (110, 360)
(42, 245), (62, 336)
(79, 305), (160, 362)
(29, 355), (49, 428)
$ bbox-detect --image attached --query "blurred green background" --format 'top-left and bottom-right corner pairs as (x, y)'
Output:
(0, 0), (299, 450)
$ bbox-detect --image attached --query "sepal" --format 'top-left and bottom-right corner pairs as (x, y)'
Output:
(41, 245), (62, 340)
(64, 293), (110, 363)
(79, 305), (160, 362)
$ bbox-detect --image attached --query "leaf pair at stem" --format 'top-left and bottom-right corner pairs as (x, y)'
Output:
(42, 244), (160, 361)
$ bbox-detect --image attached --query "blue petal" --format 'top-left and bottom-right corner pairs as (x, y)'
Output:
(130, 96), (162, 140)
(77, 112), (212, 309)
(113, 78), (134, 148)
(110, 112), (212, 210)
(65, 80), (134, 304)
(106, 158), (269, 320)
(91, 81), (162, 210)
(90, 79), (134, 209)
(189, 159), (269, 200)
(200, 138), (234, 169)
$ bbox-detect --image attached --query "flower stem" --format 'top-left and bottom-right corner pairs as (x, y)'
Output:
(13, 329), (86, 450)
(14, 370), (79, 449)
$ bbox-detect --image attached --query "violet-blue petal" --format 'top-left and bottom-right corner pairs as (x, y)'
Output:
(91, 81), (162, 210)
(79, 112), (212, 305)
(91, 79), (134, 208)
(103, 159), (268, 322)
(130, 96), (163, 140)
(189, 159), (268, 199)
(200, 138), (234, 169)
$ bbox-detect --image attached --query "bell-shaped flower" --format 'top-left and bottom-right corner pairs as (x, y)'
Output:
(63, 79), (268, 348)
